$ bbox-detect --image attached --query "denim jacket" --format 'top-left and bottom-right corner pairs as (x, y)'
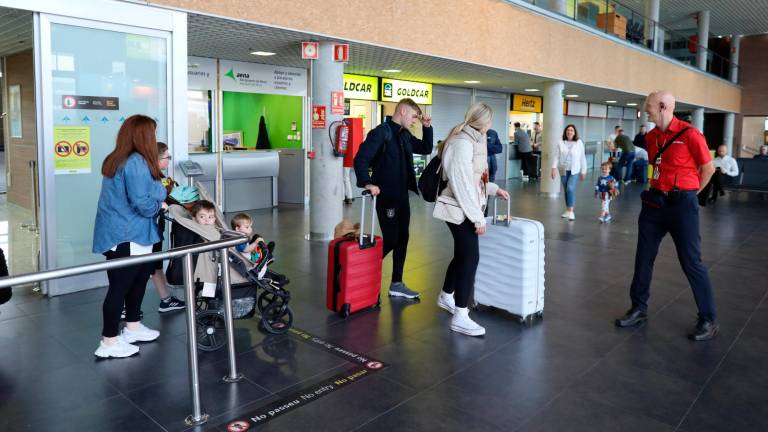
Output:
(92, 153), (167, 254)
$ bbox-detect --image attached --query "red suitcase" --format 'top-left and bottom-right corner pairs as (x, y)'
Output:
(327, 192), (383, 317)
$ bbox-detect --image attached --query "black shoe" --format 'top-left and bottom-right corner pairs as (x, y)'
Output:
(615, 308), (647, 327)
(688, 319), (719, 341)
(343, 198), (353, 205)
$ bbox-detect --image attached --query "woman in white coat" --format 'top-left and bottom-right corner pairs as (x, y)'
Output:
(433, 103), (509, 336)
(550, 124), (588, 220)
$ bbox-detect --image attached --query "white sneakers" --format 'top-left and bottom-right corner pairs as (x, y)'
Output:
(94, 323), (160, 358)
(121, 322), (160, 343)
(451, 307), (486, 337)
(437, 292), (456, 314)
(94, 338), (139, 358)
(561, 211), (575, 220)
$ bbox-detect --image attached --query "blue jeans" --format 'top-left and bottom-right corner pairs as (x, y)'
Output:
(618, 152), (636, 182)
(561, 171), (579, 208)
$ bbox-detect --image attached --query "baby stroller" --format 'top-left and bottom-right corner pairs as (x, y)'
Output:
(164, 202), (293, 352)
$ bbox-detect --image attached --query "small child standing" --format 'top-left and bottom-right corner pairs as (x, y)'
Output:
(595, 161), (618, 223)
(230, 213), (266, 263)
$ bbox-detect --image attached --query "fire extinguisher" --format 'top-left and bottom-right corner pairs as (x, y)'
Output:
(329, 119), (350, 157)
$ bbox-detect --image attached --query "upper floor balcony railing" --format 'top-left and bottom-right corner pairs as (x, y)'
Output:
(520, 0), (738, 82)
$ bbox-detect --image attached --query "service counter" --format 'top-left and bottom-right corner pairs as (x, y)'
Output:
(189, 150), (280, 212)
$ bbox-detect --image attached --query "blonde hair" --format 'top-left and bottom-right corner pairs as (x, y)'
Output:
(438, 102), (493, 156)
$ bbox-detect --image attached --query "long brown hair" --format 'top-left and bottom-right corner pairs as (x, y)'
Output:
(562, 124), (580, 141)
(102, 115), (162, 179)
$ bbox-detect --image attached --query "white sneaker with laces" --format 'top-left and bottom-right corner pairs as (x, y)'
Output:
(437, 292), (455, 314)
(450, 307), (485, 336)
(121, 322), (160, 343)
(568, 211), (576, 221)
(94, 338), (139, 358)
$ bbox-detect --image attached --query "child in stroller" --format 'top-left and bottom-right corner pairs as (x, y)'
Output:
(164, 200), (292, 352)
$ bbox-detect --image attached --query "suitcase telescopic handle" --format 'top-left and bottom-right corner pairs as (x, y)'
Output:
(359, 190), (378, 247)
(492, 195), (512, 227)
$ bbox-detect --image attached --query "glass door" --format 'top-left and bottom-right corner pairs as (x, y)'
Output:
(39, 15), (172, 295)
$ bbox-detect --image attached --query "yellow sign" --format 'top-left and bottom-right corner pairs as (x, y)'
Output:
(512, 94), (543, 113)
(54, 126), (91, 175)
(381, 78), (432, 105)
(343, 74), (379, 101)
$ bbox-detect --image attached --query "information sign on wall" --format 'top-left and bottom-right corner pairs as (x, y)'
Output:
(54, 126), (92, 175)
(380, 78), (432, 105)
(511, 94), (543, 113)
(188, 56), (217, 90)
(331, 91), (345, 114)
(343, 74), (379, 101)
(219, 60), (307, 96)
(312, 105), (326, 129)
(301, 42), (319, 60)
(333, 44), (349, 62)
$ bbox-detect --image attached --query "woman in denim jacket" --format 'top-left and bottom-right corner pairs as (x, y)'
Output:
(93, 115), (168, 359)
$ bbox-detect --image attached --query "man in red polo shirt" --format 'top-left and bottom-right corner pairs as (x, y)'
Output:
(615, 91), (718, 341)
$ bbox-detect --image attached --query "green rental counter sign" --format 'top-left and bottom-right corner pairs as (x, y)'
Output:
(343, 74), (379, 101)
(381, 78), (432, 105)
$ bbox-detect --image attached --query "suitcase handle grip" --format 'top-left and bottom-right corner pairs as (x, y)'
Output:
(359, 190), (377, 248)
(492, 196), (512, 227)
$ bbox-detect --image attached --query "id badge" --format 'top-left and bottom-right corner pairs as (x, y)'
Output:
(652, 159), (661, 180)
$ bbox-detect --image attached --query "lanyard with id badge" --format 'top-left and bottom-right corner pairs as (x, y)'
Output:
(651, 127), (690, 181)
(641, 127), (690, 208)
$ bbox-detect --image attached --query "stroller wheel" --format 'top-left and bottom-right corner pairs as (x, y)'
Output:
(257, 290), (287, 313)
(196, 310), (227, 352)
(261, 303), (293, 335)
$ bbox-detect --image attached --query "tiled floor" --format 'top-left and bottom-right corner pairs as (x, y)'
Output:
(1, 175), (767, 431)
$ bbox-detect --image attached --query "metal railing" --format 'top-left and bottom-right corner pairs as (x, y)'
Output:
(522, 0), (738, 81)
(0, 234), (248, 426)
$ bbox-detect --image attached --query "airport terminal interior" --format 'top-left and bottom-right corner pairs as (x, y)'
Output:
(1, 0), (768, 431)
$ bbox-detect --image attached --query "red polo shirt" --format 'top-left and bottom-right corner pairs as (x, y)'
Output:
(646, 117), (712, 192)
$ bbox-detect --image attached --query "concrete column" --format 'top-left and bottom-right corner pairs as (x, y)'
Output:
(723, 113), (735, 155)
(692, 108), (705, 133)
(548, 0), (568, 16)
(308, 42), (344, 240)
(729, 34), (742, 83)
(541, 81), (564, 195)
(644, 0), (660, 52)
(656, 27), (665, 55)
(696, 11), (710, 71)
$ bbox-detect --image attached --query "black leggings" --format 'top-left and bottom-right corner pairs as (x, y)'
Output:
(376, 196), (411, 284)
(442, 219), (479, 308)
(102, 242), (154, 337)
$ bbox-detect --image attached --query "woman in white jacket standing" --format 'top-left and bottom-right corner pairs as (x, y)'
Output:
(433, 103), (509, 336)
(550, 124), (588, 220)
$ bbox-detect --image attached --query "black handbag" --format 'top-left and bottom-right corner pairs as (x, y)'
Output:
(418, 155), (447, 203)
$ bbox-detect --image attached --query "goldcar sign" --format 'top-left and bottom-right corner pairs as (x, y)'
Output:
(343, 74), (379, 101)
(380, 78), (432, 105)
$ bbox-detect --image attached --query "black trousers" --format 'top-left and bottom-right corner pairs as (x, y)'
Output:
(102, 242), (154, 337)
(376, 196), (411, 284)
(520, 151), (536, 178)
(442, 219), (479, 308)
(698, 170), (729, 205)
(629, 192), (717, 322)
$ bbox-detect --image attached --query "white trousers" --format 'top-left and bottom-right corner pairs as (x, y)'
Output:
(343, 167), (353, 199)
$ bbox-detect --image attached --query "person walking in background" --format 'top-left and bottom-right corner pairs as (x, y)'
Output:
(92, 115), (168, 358)
(433, 102), (509, 336)
(614, 128), (636, 185)
(354, 98), (433, 300)
(551, 124), (588, 221)
(514, 122), (533, 181)
(615, 90), (718, 341)
(486, 128), (503, 182)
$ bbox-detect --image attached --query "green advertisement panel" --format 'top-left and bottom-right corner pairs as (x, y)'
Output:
(222, 91), (303, 149)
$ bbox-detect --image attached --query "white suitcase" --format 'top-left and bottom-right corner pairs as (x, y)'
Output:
(474, 197), (545, 324)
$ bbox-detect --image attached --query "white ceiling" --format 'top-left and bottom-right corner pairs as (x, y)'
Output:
(0, 7), (33, 57)
(617, 0), (768, 36)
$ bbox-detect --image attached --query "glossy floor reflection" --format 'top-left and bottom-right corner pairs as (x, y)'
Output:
(1, 175), (767, 431)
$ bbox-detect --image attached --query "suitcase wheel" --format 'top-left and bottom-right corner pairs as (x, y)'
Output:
(340, 303), (351, 318)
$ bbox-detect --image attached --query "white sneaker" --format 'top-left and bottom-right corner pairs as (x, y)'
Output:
(121, 322), (160, 343)
(568, 211), (575, 221)
(450, 307), (485, 337)
(94, 338), (139, 358)
(561, 211), (570, 218)
(604, 214), (612, 222)
(437, 292), (455, 314)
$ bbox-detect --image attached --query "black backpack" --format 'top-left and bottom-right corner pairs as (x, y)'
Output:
(418, 155), (447, 203)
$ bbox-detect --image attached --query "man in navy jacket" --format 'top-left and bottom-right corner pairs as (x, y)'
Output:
(354, 98), (433, 299)
(486, 129), (504, 182)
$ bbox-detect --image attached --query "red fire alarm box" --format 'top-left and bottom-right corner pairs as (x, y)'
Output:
(343, 117), (364, 168)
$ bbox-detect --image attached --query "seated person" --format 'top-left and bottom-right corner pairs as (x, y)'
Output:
(191, 200), (217, 226)
(754, 145), (768, 160)
(230, 213), (266, 263)
(699, 145), (739, 205)
(633, 147), (649, 183)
